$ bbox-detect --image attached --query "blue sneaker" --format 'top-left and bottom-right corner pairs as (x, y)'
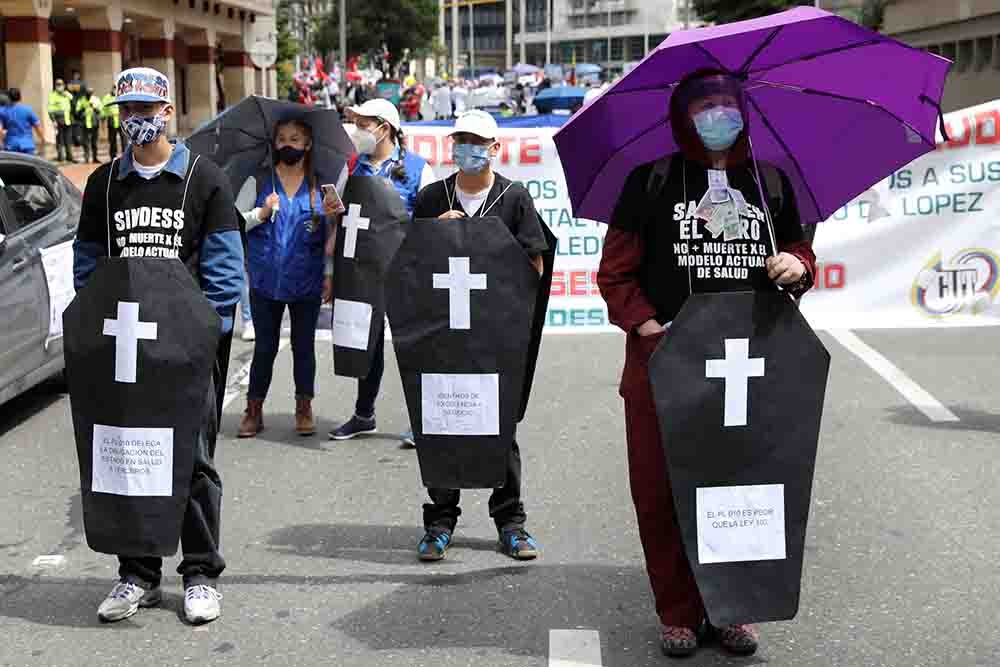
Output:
(499, 528), (539, 560)
(401, 430), (415, 448)
(417, 530), (452, 562)
(329, 414), (376, 440)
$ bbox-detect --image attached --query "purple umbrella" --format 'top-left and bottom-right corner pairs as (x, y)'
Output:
(554, 7), (951, 225)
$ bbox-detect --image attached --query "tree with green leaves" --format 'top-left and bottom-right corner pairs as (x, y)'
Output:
(313, 0), (437, 75)
(276, 0), (301, 99)
(691, 0), (814, 25)
(692, 0), (895, 30)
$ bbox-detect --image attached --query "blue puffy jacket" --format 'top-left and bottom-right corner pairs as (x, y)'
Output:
(247, 172), (326, 302)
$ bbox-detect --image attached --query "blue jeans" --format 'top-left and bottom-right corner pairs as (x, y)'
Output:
(247, 291), (322, 400)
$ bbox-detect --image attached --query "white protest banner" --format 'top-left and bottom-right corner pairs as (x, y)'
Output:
(801, 99), (1000, 329)
(39, 240), (75, 346)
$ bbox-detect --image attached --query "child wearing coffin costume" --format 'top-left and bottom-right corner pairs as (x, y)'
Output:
(411, 110), (547, 561)
(73, 68), (245, 625)
(596, 71), (817, 658)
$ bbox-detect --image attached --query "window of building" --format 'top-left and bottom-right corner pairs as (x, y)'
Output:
(611, 37), (624, 61)
(590, 40), (607, 63)
(940, 42), (957, 67)
(957, 40), (974, 73)
(629, 36), (646, 61)
(975, 37), (994, 71)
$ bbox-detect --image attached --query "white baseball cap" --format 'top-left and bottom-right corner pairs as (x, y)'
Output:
(451, 109), (499, 140)
(349, 98), (401, 131)
(111, 67), (171, 105)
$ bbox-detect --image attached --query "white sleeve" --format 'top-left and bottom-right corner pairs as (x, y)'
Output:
(335, 163), (350, 194)
(419, 163), (438, 191)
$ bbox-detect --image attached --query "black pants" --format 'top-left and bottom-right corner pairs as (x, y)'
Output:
(55, 124), (72, 161)
(355, 326), (385, 418)
(82, 126), (99, 162)
(118, 376), (225, 589)
(107, 120), (119, 157)
(423, 438), (527, 534)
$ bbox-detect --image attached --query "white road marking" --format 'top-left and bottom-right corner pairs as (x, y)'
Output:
(31, 555), (66, 569)
(223, 338), (289, 409)
(828, 329), (959, 423)
(549, 629), (602, 667)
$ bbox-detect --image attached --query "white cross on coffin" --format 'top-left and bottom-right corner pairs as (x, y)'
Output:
(103, 301), (158, 384)
(705, 338), (765, 427)
(433, 257), (487, 330)
(342, 203), (370, 259)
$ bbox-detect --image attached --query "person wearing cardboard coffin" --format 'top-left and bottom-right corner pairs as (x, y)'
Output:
(327, 98), (436, 446)
(597, 71), (817, 658)
(238, 117), (341, 438)
(410, 109), (547, 562)
(72, 67), (245, 625)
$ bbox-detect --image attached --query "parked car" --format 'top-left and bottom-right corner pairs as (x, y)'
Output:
(0, 151), (81, 406)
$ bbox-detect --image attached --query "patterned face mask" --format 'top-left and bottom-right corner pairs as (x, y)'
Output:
(122, 111), (168, 146)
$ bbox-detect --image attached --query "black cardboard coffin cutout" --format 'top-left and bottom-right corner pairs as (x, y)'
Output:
(64, 258), (220, 556)
(387, 216), (538, 489)
(332, 175), (409, 378)
(518, 215), (557, 421)
(649, 291), (829, 625)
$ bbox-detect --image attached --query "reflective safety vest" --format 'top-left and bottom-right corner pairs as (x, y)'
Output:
(100, 94), (120, 128)
(75, 95), (102, 129)
(48, 89), (72, 125)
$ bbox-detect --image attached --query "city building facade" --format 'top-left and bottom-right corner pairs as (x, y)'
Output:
(0, 0), (278, 139)
(440, 0), (689, 76)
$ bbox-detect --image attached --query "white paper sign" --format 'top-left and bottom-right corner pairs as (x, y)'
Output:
(332, 299), (373, 350)
(421, 373), (499, 435)
(39, 241), (75, 346)
(696, 484), (786, 564)
(91, 424), (174, 497)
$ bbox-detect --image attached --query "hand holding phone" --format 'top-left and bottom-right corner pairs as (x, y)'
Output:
(321, 184), (346, 216)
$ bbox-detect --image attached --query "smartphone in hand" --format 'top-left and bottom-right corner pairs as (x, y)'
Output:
(321, 184), (346, 216)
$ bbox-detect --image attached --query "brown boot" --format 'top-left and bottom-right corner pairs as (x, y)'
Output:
(238, 399), (264, 438)
(295, 397), (315, 436)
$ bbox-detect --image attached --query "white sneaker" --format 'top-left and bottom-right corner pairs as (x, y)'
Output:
(241, 323), (255, 341)
(97, 581), (162, 623)
(184, 584), (222, 624)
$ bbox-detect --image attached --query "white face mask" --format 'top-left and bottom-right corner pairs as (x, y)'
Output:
(349, 122), (384, 156)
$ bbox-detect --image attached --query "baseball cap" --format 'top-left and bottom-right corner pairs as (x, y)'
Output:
(349, 98), (401, 131)
(111, 67), (171, 105)
(451, 110), (499, 140)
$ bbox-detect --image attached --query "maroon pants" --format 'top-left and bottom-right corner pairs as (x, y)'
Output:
(621, 333), (705, 629)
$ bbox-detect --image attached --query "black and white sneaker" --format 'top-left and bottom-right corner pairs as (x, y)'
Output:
(329, 414), (377, 440)
(97, 581), (162, 622)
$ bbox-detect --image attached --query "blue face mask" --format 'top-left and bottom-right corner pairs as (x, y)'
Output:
(692, 106), (745, 152)
(453, 143), (492, 174)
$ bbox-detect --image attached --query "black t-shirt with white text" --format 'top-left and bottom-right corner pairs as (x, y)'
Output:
(611, 154), (804, 323)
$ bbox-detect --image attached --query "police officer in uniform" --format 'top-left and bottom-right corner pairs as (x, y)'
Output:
(101, 86), (121, 157)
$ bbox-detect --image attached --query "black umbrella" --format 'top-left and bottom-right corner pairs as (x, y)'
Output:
(185, 95), (354, 195)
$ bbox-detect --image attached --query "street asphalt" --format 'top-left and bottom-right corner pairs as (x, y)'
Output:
(1, 327), (998, 667)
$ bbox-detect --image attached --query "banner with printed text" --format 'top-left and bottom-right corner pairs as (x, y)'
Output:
(405, 100), (1000, 332)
